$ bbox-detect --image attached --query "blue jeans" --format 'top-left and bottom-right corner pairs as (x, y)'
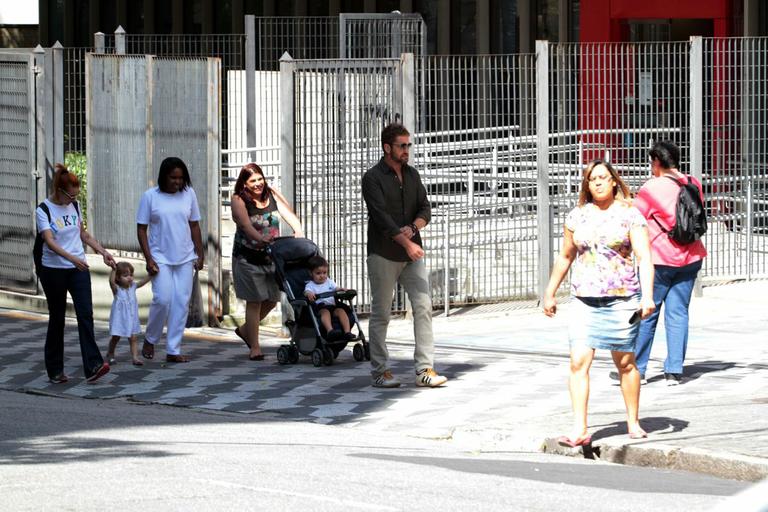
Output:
(635, 260), (702, 376)
(39, 267), (104, 379)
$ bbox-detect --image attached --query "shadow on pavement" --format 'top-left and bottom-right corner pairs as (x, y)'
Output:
(590, 416), (690, 441)
(350, 453), (748, 494)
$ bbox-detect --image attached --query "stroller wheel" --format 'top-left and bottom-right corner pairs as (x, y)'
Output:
(277, 346), (290, 365)
(311, 348), (324, 367)
(322, 347), (334, 366)
(353, 343), (364, 362)
(288, 345), (300, 364)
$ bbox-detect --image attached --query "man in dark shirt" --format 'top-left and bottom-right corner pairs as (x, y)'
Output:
(361, 123), (447, 388)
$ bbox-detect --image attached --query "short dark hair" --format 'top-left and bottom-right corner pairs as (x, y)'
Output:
(381, 123), (410, 151)
(649, 141), (680, 170)
(157, 157), (191, 193)
(308, 255), (329, 271)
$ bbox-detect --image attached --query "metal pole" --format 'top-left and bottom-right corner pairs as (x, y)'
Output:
(339, 13), (347, 58)
(115, 25), (126, 55)
(401, 53), (415, 131)
(94, 32), (105, 54)
(40, 45), (54, 183)
(279, 52), (296, 209)
(443, 217), (450, 316)
(245, 15), (256, 160)
(746, 178), (753, 281)
(535, 40), (551, 301)
(690, 36), (704, 296)
(207, 57), (223, 324)
(52, 41), (63, 165)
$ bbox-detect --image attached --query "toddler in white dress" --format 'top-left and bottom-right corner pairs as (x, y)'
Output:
(107, 262), (152, 366)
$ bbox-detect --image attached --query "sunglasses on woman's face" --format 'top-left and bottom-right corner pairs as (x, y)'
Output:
(59, 188), (78, 200)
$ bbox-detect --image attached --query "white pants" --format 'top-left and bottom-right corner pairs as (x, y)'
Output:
(145, 261), (195, 355)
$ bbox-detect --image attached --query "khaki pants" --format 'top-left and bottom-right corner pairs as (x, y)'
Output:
(366, 253), (434, 377)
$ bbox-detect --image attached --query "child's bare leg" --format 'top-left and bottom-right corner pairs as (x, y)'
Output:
(107, 336), (120, 362)
(334, 308), (351, 333)
(319, 309), (333, 332)
(129, 335), (143, 366)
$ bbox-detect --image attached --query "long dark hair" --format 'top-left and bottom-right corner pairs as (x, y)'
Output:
(578, 160), (631, 206)
(234, 163), (271, 204)
(157, 157), (191, 193)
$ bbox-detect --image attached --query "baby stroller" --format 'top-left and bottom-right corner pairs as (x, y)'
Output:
(268, 237), (370, 367)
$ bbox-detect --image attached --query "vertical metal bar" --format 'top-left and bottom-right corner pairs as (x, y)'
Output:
(245, 15), (256, 159)
(94, 32), (105, 54)
(279, 52), (296, 210)
(207, 57), (222, 324)
(401, 53), (415, 131)
(746, 177), (753, 281)
(115, 26), (126, 55)
(339, 13), (347, 58)
(536, 40), (551, 300)
(52, 42), (64, 166)
(690, 36), (704, 295)
(690, 37), (703, 184)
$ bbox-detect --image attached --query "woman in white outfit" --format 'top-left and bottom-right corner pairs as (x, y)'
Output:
(137, 157), (204, 363)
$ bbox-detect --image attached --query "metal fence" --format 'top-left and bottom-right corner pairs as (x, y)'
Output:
(282, 57), (405, 312)
(416, 54), (538, 309)
(0, 52), (38, 293)
(280, 37), (768, 312)
(701, 37), (768, 280)
(86, 54), (221, 319)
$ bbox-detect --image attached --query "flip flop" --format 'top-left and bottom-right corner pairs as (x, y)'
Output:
(557, 435), (592, 447)
(248, 354), (265, 361)
(132, 359), (144, 367)
(165, 354), (190, 363)
(235, 326), (251, 348)
(141, 341), (154, 359)
(628, 429), (648, 440)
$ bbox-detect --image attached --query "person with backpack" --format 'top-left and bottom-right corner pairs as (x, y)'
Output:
(630, 141), (707, 386)
(35, 164), (116, 384)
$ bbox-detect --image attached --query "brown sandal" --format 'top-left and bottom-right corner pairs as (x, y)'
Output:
(141, 341), (154, 359)
(165, 354), (190, 363)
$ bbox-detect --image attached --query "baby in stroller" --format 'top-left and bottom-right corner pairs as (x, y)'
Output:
(269, 237), (369, 366)
(303, 255), (357, 342)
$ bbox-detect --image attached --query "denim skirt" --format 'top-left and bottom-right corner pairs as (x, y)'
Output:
(568, 294), (640, 352)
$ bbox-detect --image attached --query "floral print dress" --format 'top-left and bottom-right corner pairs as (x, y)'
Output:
(565, 202), (647, 298)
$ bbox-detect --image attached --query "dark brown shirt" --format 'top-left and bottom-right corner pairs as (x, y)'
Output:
(362, 157), (431, 262)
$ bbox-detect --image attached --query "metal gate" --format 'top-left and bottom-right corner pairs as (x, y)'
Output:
(0, 52), (39, 293)
(86, 54), (222, 322)
(280, 56), (408, 312)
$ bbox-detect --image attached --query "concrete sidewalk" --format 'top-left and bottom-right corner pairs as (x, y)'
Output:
(379, 279), (768, 481)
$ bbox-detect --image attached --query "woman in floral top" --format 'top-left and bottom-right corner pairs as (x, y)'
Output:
(231, 163), (304, 360)
(542, 160), (656, 447)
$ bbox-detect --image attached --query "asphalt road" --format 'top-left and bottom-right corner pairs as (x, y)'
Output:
(0, 390), (748, 512)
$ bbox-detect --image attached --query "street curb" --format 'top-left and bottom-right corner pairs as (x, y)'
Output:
(541, 437), (768, 482)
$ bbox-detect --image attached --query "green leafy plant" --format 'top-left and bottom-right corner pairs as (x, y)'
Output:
(65, 152), (87, 229)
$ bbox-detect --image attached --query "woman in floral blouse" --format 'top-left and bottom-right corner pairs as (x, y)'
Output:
(542, 160), (656, 447)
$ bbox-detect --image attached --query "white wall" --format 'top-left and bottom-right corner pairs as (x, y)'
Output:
(0, 3), (39, 25)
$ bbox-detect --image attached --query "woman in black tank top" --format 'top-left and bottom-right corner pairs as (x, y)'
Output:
(230, 163), (304, 360)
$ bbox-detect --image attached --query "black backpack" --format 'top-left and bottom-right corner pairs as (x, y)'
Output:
(33, 201), (80, 273)
(652, 176), (707, 245)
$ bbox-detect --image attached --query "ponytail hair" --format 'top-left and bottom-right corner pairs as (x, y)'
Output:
(51, 163), (80, 195)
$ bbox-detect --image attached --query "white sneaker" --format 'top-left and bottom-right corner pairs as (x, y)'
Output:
(416, 368), (447, 388)
(372, 370), (401, 388)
